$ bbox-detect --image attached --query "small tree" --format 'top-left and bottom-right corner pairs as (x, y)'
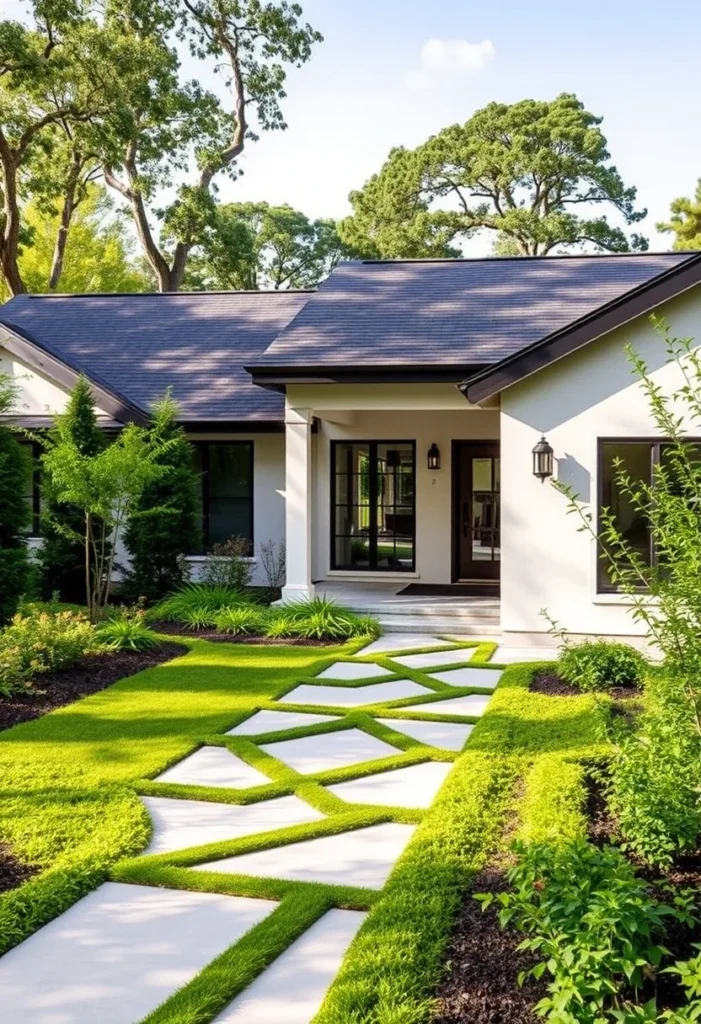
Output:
(0, 374), (31, 622)
(41, 419), (171, 621)
(123, 394), (200, 602)
(38, 376), (106, 602)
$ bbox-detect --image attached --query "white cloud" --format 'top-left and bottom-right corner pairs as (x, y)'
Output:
(405, 37), (496, 89)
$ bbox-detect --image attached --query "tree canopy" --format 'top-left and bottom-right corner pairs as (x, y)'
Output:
(185, 201), (347, 290)
(658, 180), (701, 251)
(341, 93), (648, 258)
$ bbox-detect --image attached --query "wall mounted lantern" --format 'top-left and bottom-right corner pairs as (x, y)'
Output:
(532, 435), (554, 482)
(427, 443), (441, 471)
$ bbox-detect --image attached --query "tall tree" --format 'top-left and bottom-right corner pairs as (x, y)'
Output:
(103, 1), (322, 292)
(341, 93), (648, 259)
(37, 377), (106, 603)
(7, 187), (150, 298)
(185, 201), (347, 290)
(0, 374), (31, 623)
(123, 394), (200, 602)
(658, 181), (701, 250)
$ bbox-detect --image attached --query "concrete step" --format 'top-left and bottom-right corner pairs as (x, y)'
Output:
(378, 615), (500, 636)
(349, 602), (500, 619)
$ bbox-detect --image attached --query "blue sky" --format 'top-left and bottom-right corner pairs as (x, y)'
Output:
(8, 0), (701, 252)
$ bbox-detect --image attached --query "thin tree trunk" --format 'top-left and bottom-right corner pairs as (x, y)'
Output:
(85, 513), (93, 621)
(0, 137), (26, 295)
(48, 153), (82, 292)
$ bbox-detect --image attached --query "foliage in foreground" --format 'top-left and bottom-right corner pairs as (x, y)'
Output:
(96, 611), (159, 652)
(0, 373), (31, 624)
(479, 839), (701, 1024)
(0, 610), (98, 697)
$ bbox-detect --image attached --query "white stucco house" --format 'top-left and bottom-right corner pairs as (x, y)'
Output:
(2, 250), (700, 642)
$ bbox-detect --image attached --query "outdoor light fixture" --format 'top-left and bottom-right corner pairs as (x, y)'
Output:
(427, 443), (441, 470)
(532, 435), (554, 482)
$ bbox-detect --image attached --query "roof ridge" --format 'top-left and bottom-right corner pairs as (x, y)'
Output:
(359, 251), (697, 265)
(3, 289), (316, 300)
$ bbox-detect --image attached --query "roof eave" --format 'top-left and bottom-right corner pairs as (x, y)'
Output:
(460, 252), (701, 404)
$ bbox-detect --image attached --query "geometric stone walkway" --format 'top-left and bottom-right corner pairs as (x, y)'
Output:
(0, 634), (555, 1023)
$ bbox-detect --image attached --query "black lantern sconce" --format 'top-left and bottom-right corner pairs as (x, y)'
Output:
(427, 443), (441, 471)
(532, 435), (554, 482)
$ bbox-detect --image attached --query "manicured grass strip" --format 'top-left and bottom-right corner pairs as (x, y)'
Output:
(138, 887), (332, 1024)
(517, 755), (589, 848)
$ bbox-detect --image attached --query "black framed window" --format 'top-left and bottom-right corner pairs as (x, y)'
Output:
(192, 442), (254, 551)
(597, 439), (701, 591)
(331, 441), (415, 571)
(19, 441), (41, 537)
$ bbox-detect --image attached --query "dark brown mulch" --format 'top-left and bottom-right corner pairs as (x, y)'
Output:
(150, 622), (337, 646)
(0, 642), (186, 732)
(530, 670), (640, 701)
(0, 844), (38, 894)
(433, 867), (546, 1024)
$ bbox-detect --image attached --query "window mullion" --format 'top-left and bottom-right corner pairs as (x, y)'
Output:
(369, 443), (378, 570)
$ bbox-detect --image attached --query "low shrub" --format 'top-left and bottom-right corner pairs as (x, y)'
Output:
(264, 598), (380, 640)
(198, 537), (254, 592)
(558, 640), (646, 692)
(96, 611), (160, 651)
(148, 583), (248, 623)
(478, 839), (699, 1023)
(605, 674), (701, 867)
(215, 606), (270, 636)
(0, 610), (98, 697)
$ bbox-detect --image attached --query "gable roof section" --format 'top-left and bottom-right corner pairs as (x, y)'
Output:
(1, 290), (311, 424)
(461, 251), (701, 403)
(249, 253), (694, 382)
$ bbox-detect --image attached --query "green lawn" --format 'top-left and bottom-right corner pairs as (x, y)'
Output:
(0, 637), (609, 1024)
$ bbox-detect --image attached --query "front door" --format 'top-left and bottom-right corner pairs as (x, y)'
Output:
(454, 442), (501, 581)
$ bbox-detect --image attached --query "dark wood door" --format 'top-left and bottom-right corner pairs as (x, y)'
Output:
(454, 442), (501, 581)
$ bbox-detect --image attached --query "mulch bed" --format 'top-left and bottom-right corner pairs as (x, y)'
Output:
(0, 844), (39, 894)
(151, 622), (337, 646)
(530, 669), (640, 702)
(0, 642), (186, 732)
(434, 867), (545, 1024)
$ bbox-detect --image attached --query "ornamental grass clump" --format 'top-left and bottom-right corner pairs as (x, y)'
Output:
(214, 606), (270, 636)
(265, 597), (380, 640)
(148, 583), (249, 623)
(96, 611), (160, 652)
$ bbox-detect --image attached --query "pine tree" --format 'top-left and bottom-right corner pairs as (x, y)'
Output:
(0, 374), (31, 622)
(123, 394), (200, 602)
(38, 376), (105, 601)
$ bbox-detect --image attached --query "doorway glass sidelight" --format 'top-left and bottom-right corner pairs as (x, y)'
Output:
(331, 441), (415, 571)
(455, 442), (500, 581)
(470, 456), (500, 564)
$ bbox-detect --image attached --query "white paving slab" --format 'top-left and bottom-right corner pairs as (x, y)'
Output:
(227, 709), (339, 737)
(0, 882), (275, 1024)
(261, 728), (399, 775)
(316, 661), (392, 680)
(278, 680), (428, 708)
(213, 908), (366, 1023)
(194, 822), (416, 889)
(326, 761), (452, 808)
(408, 693), (493, 718)
(376, 717), (474, 751)
(491, 645), (559, 664)
(356, 634), (453, 656)
(428, 667), (503, 690)
(142, 795), (324, 855)
(392, 647), (477, 669)
(155, 746), (271, 789)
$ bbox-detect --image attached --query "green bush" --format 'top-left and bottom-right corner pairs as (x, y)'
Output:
(0, 610), (98, 696)
(478, 839), (699, 1023)
(96, 612), (160, 651)
(0, 374), (32, 623)
(265, 598), (380, 640)
(605, 674), (701, 867)
(198, 537), (254, 592)
(215, 606), (270, 636)
(148, 584), (248, 623)
(558, 640), (645, 692)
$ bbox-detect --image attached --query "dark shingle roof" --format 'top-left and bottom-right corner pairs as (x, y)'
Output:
(0, 291), (311, 421)
(252, 253), (694, 369)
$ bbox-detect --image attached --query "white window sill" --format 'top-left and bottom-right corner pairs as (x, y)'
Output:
(185, 555), (257, 564)
(592, 592), (658, 606)
(326, 570), (419, 580)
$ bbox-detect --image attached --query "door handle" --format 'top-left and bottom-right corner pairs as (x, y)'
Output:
(462, 502), (469, 537)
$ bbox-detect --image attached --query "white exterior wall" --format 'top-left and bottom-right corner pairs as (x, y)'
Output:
(501, 286), (701, 640)
(286, 384), (499, 585)
(0, 348), (112, 418)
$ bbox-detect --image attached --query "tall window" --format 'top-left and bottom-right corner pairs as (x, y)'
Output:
(597, 439), (701, 591)
(331, 441), (415, 571)
(192, 442), (254, 551)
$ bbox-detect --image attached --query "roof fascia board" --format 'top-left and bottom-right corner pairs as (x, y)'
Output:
(247, 365), (483, 387)
(0, 321), (148, 426)
(461, 253), (701, 403)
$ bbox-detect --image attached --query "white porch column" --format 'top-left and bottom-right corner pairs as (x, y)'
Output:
(281, 404), (315, 603)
